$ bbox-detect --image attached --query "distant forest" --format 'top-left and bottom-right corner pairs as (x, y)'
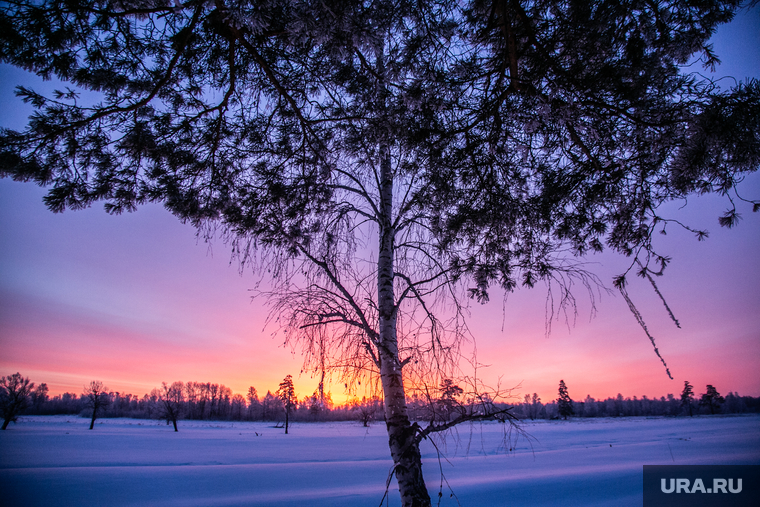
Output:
(4, 373), (759, 427)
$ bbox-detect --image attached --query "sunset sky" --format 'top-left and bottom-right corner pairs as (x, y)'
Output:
(1, 8), (758, 405)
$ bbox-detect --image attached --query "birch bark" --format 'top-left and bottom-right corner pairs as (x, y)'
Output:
(377, 142), (431, 506)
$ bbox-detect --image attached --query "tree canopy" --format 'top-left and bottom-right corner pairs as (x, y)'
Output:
(83, 380), (110, 429)
(2, 0), (757, 277)
(1, 1), (758, 504)
(1, 372), (35, 430)
(700, 384), (725, 414)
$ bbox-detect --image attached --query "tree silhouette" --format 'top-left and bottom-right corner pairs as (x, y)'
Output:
(699, 385), (725, 415)
(1, 372), (34, 430)
(231, 393), (247, 420)
(246, 386), (261, 420)
(158, 381), (185, 431)
(680, 381), (695, 417)
(352, 396), (383, 427)
(436, 379), (465, 422)
(277, 375), (296, 434)
(261, 391), (281, 422)
(557, 380), (574, 420)
(31, 383), (49, 412)
(1, 1), (759, 503)
(84, 381), (109, 429)
(523, 393), (543, 420)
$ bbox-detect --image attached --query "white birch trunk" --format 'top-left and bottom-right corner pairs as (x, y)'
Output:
(377, 144), (431, 506)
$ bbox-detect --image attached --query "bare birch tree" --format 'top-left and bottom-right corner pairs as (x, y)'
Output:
(84, 381), (109, 430)
(158, 381), (185, 431)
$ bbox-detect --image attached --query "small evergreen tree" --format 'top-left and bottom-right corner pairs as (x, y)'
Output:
(680, 381), (695, 417)
(557, 380), (574, 420)
(437, 379), (464, 421)
(277, 375), (296, 434)
(699, 385), (725, 415)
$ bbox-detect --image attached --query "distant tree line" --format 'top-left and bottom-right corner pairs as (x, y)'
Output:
(404, 380), (760, 421)
(3, 372), (759, 431)
(29, 385), (386, 425)
(506, 391), (759, 420)
(505, 380), (758, 420)
(2, 372), (388, 427)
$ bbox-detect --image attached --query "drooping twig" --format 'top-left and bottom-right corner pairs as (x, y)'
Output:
(378, 464), (398, 507)
(427, 436), (461, 507)
(617, 279), (673, 379)
(640, 265), (681, 328)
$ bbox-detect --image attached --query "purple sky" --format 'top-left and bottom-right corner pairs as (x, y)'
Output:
(1, 8), (758, 404)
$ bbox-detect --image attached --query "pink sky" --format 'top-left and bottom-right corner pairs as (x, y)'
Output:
(1, 9), (759, 404)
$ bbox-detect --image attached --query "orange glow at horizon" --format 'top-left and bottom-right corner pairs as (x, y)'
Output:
(1, 173), (759, 408)
(1, 11), (759, 410)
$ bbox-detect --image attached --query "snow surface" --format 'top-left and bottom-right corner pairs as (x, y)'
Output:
(1, 415), (758, 506)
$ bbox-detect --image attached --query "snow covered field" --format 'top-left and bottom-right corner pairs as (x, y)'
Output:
(1, 414), (758, 506)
